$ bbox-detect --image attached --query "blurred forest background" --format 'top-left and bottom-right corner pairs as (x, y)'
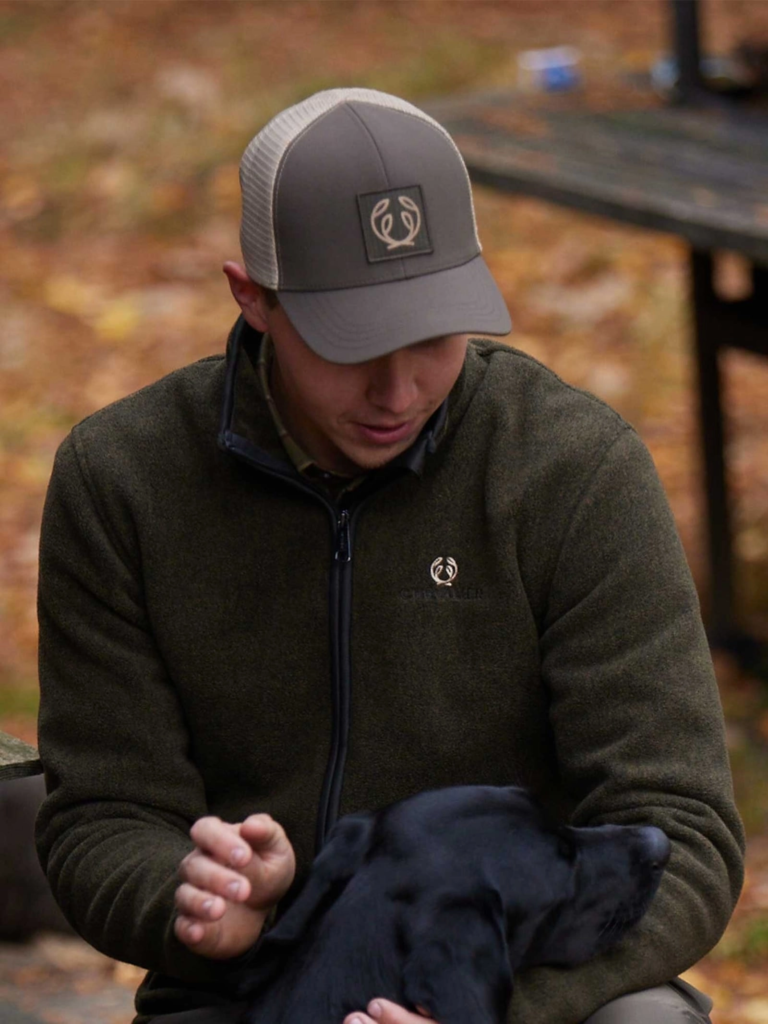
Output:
(2, 1), (768, 1021)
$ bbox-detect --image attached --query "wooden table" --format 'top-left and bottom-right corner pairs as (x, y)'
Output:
(0, 730), (42, 781)
(428, 87), (768, 652)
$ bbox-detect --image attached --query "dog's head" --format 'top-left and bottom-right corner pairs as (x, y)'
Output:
(374, 786), (670, 1019)
(241, 786), (669, 1024)
(520, 818), (671, 968)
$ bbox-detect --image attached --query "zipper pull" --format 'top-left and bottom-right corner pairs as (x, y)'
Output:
(336, 509), (352, 563)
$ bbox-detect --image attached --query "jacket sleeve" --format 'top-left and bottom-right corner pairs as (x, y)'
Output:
(36, 431), (235, 984)
(509, 425), (745, 1024)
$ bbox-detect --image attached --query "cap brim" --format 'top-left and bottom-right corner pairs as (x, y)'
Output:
(277, 255), (511, 364)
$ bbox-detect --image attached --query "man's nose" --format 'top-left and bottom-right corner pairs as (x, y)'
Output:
(366, 350), (419, 414)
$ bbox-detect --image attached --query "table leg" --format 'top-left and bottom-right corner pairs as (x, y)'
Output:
(689, 249), (736, 646)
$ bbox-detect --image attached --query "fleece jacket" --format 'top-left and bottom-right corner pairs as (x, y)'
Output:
(36, 317), (745, 1023)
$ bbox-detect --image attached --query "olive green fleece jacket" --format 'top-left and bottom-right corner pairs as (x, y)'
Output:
(36, 318), (744, 1023)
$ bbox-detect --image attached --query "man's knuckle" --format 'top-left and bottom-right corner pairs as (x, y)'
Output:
(182, 853), (201, 875)
(191, 816), (219, 839)
(175, 883), (193, 908)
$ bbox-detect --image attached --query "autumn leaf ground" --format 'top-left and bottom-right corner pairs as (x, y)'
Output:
(2, 1), (768, 1020)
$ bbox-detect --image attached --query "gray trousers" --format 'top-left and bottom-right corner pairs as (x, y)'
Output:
(149, 977), (713, 1023)
(585, 979), (713, 1022)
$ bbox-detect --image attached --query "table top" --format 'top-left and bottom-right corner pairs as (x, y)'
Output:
(427, 88), (768, 263)
(0, 730), (42, 781)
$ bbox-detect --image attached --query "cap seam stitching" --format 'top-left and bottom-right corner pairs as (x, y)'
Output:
(272, 104), (345, 287)
(344, 103), (409, 280)
(344, 103), (391, 187)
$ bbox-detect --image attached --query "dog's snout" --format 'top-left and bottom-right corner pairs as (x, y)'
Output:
(638, 826), (671, 870)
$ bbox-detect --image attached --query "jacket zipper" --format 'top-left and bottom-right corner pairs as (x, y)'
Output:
(315, 506), (354, 851)
(336, 508), (351, 563)
(222, 435), (397, 852)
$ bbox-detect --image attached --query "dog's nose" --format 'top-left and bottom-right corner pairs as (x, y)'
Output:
(638, 826), (671, 871)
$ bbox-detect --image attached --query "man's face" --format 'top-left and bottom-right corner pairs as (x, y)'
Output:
(266, 302), (468, 476)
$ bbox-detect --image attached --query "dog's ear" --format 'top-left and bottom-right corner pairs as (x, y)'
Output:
(229, 812), (376, 1002)
(260, 811), (375, 948)
(402, 888), (513, 1024)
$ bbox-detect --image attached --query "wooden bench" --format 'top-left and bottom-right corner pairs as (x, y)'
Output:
(0, 729), (43, 782)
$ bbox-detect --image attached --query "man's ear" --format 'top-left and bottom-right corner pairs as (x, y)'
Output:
(222, 261), (271, 332)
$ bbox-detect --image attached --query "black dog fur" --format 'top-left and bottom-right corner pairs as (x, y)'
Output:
(232, 785), (670, 1024)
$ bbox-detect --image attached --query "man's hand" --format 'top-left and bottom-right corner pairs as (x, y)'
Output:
(174, 813), (296, 960)
(344, 999), (433, 1024)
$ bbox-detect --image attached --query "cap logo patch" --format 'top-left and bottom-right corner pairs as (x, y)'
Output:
(358, 186), (432, 263)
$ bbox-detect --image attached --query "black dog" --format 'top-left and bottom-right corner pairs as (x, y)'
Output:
(233, 785), (670, 1024)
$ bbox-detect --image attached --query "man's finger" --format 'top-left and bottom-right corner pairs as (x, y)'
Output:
(190, 816), (251, 867)
(370, 1000), (433, 1023)
(240, 813), (288, 852)
(179, 853), (252, 903)
(174, 912), (212, 948)
(174, 882), (227, 921)
(343, 1001), (432, 1024)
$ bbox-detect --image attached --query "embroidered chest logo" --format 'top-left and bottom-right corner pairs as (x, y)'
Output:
(357, 185), (433, 263)
(431, 556), (458, 587)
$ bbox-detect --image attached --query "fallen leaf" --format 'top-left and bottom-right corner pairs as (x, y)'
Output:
(93, 297), (142, 342)
(43, 276), (105, 321)
(742, 998), (768, 1023)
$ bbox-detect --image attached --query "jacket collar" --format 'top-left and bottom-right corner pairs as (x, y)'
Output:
(218, 315), (457, 482)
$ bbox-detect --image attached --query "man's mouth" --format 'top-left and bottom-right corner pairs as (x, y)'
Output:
(353, 421), (415, 445)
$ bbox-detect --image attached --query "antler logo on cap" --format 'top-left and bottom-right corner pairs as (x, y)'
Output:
(358, 185), (433, 263)
(370, 195), (422, 250)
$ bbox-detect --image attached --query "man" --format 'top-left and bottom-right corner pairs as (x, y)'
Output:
(36, 88), (743, 1024)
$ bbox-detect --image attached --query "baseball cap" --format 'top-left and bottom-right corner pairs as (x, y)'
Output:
(239, 88), (511, 364)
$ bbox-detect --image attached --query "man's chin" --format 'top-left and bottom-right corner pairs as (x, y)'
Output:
(332, 415), (432, 474)
(339, 437), (415, 474)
